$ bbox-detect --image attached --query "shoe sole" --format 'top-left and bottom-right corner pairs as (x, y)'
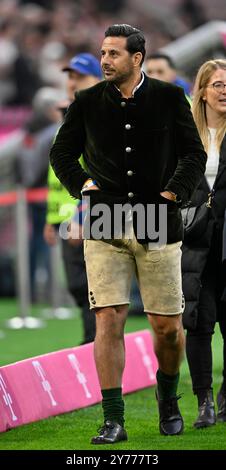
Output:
(160, 422), (184, 436)
(193, 421), (216, 429)
(91, 436), (128, 445)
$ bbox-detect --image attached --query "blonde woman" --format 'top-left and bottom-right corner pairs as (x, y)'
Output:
(183, 59), (226, 428)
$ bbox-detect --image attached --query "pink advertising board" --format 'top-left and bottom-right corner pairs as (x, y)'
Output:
(0, 330), (158, 433)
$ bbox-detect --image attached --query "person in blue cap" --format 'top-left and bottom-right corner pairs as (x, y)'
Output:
(62, 53), (102, 100)
(44, 52), (102, 344)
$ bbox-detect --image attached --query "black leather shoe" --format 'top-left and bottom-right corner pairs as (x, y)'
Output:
(156, 391), (184, 435)
(217, 389), (226, 422)
(91, 420), (128, 444)
(194, 390), (216, 428)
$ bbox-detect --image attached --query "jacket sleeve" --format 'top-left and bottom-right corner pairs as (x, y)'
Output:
(164, 87), (207, 205)
(49, 97), (89, 199)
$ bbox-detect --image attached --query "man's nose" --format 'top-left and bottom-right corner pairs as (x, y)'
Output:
(101, 55), (110, 64)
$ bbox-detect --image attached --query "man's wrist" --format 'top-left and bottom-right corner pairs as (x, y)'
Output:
(167, 191), (177, 202)
(161, 190), (177, 201)
(81, 178), (97, 192)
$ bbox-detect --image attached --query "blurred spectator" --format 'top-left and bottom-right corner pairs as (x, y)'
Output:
(17, 87), (65, 188)
(0, 38), (18, 105)
(16, 86), (65, 301)
(19, 1), (54, 8)
(144, 52), (191, 96)
(178, 0), (207, 30)
(1, 0), (210, 107)
(44, 53), (102, 343)
(95, 0), (126, 13)
(6, 26), (47, 105)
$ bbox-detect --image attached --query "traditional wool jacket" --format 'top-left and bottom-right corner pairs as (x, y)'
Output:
(50, 74), (206, 243)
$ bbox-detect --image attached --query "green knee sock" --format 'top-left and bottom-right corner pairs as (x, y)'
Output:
(157, 369), (179, 400)
(102, 388), (125, 427)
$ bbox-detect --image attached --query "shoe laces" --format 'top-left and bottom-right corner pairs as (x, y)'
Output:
(198, 397), (215, 418)
(200, 394), (214, 408)
(162, 395), (182, 418)
(199, 404), (207, 417)
(97, 421), (114, 434)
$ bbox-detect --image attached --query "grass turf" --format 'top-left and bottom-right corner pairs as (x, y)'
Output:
(0, 298), (225, 450)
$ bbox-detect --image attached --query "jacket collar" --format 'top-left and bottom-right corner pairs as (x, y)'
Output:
(113, 71), (145, 97)
(106, 72), (149, 100)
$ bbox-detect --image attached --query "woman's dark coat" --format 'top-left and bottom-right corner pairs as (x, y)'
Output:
(182, 136), (226, 329)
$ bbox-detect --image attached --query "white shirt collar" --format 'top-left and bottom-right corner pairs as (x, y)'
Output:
(115, 71), (144, 97)
(131, 71), (144, 96)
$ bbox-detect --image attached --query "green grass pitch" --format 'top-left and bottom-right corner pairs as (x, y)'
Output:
(0, 299), (225, 450)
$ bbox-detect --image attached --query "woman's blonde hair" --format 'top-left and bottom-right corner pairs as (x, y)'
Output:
(192, 59), (226, 153)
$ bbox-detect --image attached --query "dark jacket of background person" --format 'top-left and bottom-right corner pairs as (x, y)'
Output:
(50, 75), (206, 244)
(16, 116), (58, 189)
(182, 135), (226, 329)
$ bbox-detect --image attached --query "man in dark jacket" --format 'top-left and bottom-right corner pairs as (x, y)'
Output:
(50, 24), (206, 443)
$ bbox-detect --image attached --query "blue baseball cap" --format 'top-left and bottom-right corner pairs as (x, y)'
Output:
(62, 53), (102, 79)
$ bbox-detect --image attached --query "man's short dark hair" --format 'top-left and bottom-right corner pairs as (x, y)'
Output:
(146, 53), (176, 70)
(105, 24), (146, 65)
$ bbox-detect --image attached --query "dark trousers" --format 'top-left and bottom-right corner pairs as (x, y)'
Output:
(29, 203), (50, 301)
(186, 228), (226, 395)
(61, 239), (96, 343)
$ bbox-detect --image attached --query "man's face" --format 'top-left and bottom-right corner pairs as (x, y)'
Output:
(101, 36), (136, 85)
(66, 70), (99, 100)
(145, 58), (176, 83)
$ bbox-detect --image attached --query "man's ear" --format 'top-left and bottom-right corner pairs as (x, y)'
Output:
(133, 52), (143, 68)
